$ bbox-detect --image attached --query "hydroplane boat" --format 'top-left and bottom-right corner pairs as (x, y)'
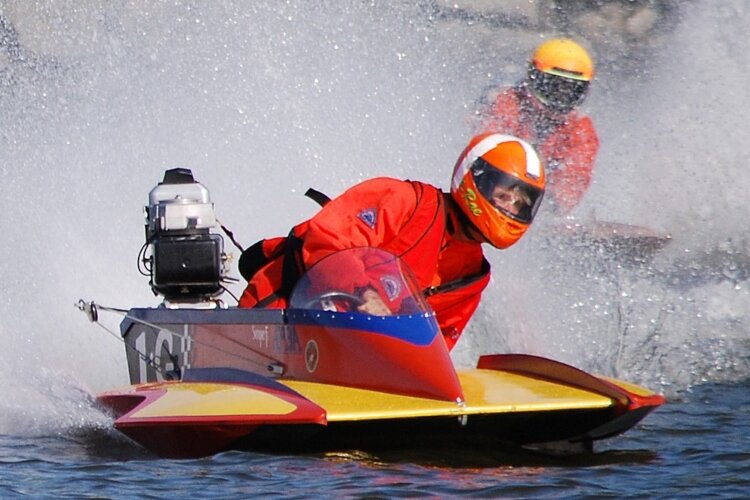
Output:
(79, 169), (665, 459)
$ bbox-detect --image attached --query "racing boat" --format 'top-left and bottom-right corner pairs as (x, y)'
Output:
(79, 169), (665, 459)
(543, 219), (672, 266)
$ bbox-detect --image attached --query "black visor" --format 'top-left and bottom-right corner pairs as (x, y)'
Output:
(471, 158), (544, 224)
(529, 67), (589, 112)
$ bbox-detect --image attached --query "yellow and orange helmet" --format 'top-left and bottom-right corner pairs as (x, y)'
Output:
(528, 38), (594, 112)
(451, 133), (545, 249)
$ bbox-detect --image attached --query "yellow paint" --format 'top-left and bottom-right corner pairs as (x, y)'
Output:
(462, 188), (483, 216)
(599, 376), (660, 397)
(130, 382), (297, 419)
(282, 369), (617, 421)
(123, 370), (660, 423)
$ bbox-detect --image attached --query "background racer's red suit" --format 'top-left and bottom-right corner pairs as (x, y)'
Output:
(239, 177), (490, 350)
(480, 86), (599, 214)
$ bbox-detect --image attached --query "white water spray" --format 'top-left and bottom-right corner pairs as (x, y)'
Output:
(460, 0), (750, 390)
(0, 1), (747, 435)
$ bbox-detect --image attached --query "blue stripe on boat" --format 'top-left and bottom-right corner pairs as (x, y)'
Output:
(286, 309), (439, 346)
(122, 307), (439, 346)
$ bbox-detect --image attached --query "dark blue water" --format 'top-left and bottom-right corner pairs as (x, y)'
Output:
(1, 381), (748, 498)
(1, 1), (748, 498)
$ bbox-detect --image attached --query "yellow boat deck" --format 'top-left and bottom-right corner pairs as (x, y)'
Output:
(282, 368), (619, 422)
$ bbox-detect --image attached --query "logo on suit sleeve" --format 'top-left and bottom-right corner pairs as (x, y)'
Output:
(357, 208), (377, 229)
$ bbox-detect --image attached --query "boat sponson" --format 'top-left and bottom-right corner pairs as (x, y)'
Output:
(476, 354), (666, 440)
(97, 368), (327, 458)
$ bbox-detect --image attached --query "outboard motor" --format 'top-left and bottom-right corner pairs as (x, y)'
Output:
(143, 168), (227, 305)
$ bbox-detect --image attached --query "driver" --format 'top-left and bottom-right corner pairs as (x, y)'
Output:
(476, 38), (598, 215)
(239, 133), (545, 350)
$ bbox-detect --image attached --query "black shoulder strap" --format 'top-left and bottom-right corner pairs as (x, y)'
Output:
(278, 229), (305, 301)
(304, 188), (331, 207)
(423, 257), (491, 297)
(251, 189), (327, 307)
(251, 230), (305, 308)
(238, 240), (268, 281)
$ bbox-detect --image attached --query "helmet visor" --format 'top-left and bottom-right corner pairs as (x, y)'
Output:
(529, 67), (589, 112)
(471, 158), (544, 224)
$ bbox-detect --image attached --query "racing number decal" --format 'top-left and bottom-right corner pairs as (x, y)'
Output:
(129, 325), (191, 383)
(154, 328), (174, 380)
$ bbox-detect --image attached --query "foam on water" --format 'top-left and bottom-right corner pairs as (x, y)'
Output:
(0, 1), (747, 435)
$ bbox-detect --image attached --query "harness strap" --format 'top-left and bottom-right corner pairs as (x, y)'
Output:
(247, 230), (304, 309)
(255, 291), (282, 308)
(304, 188), (331, 207)
(423, 257), (490, 297)
(277, 229), (305, 303)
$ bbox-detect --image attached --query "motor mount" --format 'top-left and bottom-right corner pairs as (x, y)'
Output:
(144, 168), (227, 303)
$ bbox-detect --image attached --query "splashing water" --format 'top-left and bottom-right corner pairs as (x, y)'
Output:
(0, 1), (747, 436)
(458, 0), (750, 391)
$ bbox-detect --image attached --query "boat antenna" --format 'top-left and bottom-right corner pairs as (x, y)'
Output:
(216, 218), (245, 253)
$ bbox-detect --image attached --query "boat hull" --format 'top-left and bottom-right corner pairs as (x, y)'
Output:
(120, 307), (462, 402)
(97, 357), (664, 458)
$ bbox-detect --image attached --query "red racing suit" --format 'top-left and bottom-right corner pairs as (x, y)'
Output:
(239, 177), (490, 350)
(480, 85), (599, 214)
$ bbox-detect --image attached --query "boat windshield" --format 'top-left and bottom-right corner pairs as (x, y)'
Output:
(289, 248), (431, 316)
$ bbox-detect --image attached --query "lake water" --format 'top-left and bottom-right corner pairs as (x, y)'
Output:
(1, 380), (748, 498)
(0, 1), (748, 498)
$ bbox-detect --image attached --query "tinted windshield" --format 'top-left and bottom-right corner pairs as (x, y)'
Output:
(289, 248), (431, 315)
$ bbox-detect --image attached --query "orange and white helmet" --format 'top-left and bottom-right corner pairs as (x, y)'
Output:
(451, 133), (545, 249)
(528, 38), (594, 113)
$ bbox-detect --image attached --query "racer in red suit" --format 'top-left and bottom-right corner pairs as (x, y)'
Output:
(239, 133), (546, 350)
(478, 38), (598, 215)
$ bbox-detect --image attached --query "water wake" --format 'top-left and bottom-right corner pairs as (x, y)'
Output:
(0, 1), (746, 432)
